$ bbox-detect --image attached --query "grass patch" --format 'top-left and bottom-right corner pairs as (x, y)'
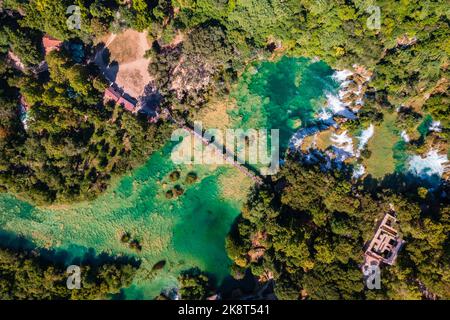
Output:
(364, 112), (400, 178)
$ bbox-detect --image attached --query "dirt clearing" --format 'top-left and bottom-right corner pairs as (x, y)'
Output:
(97, 29), (152, 98)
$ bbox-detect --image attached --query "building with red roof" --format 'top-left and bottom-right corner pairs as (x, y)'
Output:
(118, 96), (136, 112)
(42, 35), (63, 55)
(103, 86), (137, 112)
(20, 95), (30, 111)
(104, 87), (122, 103)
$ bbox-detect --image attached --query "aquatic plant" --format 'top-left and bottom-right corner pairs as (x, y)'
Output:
(185, 172), (198, 185)
(169, 170), (181, 182)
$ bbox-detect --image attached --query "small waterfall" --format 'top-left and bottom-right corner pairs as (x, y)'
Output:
(325, 92), (347, 113)
(400, 130), (410, 143)
(357, 124), (374, 151)
(352, 164), (366, 179)
(332, 70), (353, 82)
(408, 150), (449, 180)
(429, 121), (442, 132)
(330, 131), (355, 161)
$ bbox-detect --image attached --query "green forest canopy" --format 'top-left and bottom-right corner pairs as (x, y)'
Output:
(226, 160), (449, 299)
(1, 0), (448, 203)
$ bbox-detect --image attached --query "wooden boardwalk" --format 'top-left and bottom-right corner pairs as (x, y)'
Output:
(181, 125), (264, 185)
(166, 110), (264, 185)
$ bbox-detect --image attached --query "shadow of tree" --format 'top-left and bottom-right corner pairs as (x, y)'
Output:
(0, 229), (140, 268)
(138, 83), (162, 116)
(93, 42), (119, 83)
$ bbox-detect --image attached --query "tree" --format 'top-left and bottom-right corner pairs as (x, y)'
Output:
(178, 268), (215, 300)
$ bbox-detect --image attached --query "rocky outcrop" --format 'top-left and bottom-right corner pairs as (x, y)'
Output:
(396, 34), (417, 48)
(337, 65), (372, 113)
(170, 55), (214, 102)
(247, 231), (268, 262)
(288, 65), (375, 179)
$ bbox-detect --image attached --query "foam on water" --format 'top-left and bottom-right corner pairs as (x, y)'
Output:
(358, 124), (374, 151)
(316, 108), (333, 121)
(408, 149), (449, 180)
(331, 131), (354, 154)
(332, 69), (353, 82)
(401, 130), (410, 143)
(429, 121), (442, 132)
(352, 164), (366, 179)
(320, 69), (359, 121)
(330, 131), (354, 161)
(325, 92), (347, 113)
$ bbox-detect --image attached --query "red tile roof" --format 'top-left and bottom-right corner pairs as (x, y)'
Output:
(118, 96), (136, 112)
(104, 87), (121, 102)
(20, 96), (30, 111)
(42, 35), (63, 54)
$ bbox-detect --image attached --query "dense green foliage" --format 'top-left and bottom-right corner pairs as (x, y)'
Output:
(0, 2), (175, 204)
(178, 268), (215, 300)
(0, 243), (139, 300)
(0, 48), (171, 204)
(148, 23), (237, 113)
(0, 14), (43, 67)
(143, 0), (448, 135)
(2, 0), (447, 104)
(422, 90), (450, 142)
(167, 1), (448, 99)
(226, 160), (449, 299)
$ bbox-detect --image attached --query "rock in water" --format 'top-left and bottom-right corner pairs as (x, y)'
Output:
(152, 260), (167, 271)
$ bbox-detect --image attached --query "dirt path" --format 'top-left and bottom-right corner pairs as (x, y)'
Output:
(104, 34), (117, 48)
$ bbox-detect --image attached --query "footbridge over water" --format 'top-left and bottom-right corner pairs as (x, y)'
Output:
(165, 110), (265, 186)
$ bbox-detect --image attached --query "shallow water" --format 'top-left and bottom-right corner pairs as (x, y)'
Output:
(229, 56), (337, 153)
(9, 54), (443, 298)
(0, 57), (340, 299)
(0, 144), (246, 298)
(4, 54), (436, 298)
